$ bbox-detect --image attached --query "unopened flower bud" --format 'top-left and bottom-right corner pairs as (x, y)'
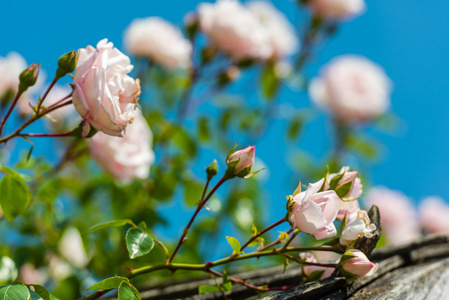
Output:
(225, 145), (255, 179)
(217, 66), (240, 87)
(206, 159), (218, 180)
(18, 63), (40, 94)
(340, 210), (376, 246)
(339, 249), (378, 279)
(56, 50), (78, 79)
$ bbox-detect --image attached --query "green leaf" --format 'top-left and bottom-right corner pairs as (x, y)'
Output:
(88, 276), (129, 291)
(29, 285), (51, 300)
(87, 219), (133, 233)
(118, 281), (140, 300)
(0, 175), (31, 222)
(251, 223), (258, 236)
(70, 121), (98, 138)
(226, 236), (243, 254)
(198, 285), (220, 294)
(307, 270), (325, 282)
(172, 126), (197, 158)
(125, 227), (155, 259)
(261, 63), (279, 100)
(287, 119), (302, 141)
(0, 284), (31, 300)
(222, 272), (232, 292)
(198, 117), (211, 142)
(183, 178), (204, 207)
(1, 166), (29, 181)
(329, 172), (344, 190)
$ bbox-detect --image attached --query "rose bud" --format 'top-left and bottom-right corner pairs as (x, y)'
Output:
(300, 252), (335, 280)
(306, 0), (366, 21)
(18, 63), (40, 94)
(56, 50), (78, 79)
(287, 178), (339, 240)
(225, 145), (255, 178)
(309, 55), (391, 123)
(206, 159), (218, 180)
(324, 166), (363, 221)
(340, 210), (376, 246)
(124, 17), (192, 69)
(72, 39), (141, 137)
(339, 249), (378, 278)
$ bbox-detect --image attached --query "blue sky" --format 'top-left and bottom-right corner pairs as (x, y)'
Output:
(2, 0), (449, 228)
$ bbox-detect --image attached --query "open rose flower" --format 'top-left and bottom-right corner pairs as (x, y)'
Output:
(365, 186), (420, 245)
(419, 196), (449, 234)
(198, 0), (271, 61)
(340, 210), (376, 246)
(247, 1), (298, 59)
(72, 38), (141, 137)
(124, 17), (192, 69)
(307, 0), (366, 20)
(89, 111), (155, 183)
(324, 166), (362, 221)
(300, 252), (335, 280)
(288, 178), (339, 240)
(339, 249), (378, 278)
(309, 55), (391, 123)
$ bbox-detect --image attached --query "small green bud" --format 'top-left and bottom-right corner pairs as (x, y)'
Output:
(206, 159), (218, 180)
(18, 63), (40, 94)
(56, 50), (78, 79)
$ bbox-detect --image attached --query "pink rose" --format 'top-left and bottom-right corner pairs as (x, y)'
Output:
(340, 249), (378, 278)
(124, 17), (192, 69)
(89, 111), (155, 183)
(419, 196), (449, 234)
(300, 252), (335, 280)
(324, 166), (362, 221)
(365, 186), (420, 245)
(0, 52), (27, 100)
(340, 210), (376, 246)
(309, 55), (391, 123)
(247, 1), (298, 59)
(307, 0), (366, 20)
(19, 264), (46, 285)
(288, 178), (339, 240)
(72, 39), (141, 137)
(226, 145), (256, 178)
(198, 0), (272, 61)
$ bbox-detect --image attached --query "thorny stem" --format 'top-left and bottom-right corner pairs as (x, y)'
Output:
(168, 176), (227, 263)
(0, 99), (73, 144)
(82, 246), (340, 300)
(240, 217), (287, 251)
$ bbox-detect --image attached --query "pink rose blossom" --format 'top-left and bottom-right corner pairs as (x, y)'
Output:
(89, 111), (155, 184)
(300, 252), (335, 280)
(19, 264), (46, 285)
(340, 249), (378, 277)
(365, 186), (420, 245)
(198, 0), (272, 61)
(247, 1), (298, 58)
(340, 210), (376, 246)
(124, 17), (192, 69)
(72, 39), (141, 137)
(288, 178), (339, 240)
(419, 196), (449, 234)
(0, 52), (27, 99)
(309, 55), (391, 123)
(307, 0), (366, 20)
(58, 227), (89, 268)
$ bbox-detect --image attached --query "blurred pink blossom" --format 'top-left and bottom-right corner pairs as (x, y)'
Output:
(365, 186), (420, 245)
(419, 196), (449, 234)
(309, 55), (391, 123)
(198, 0), (272, 61)
(0, 52), (27, 99)
(307, 0), (366, 20)
(247, 1), (298, 58)
(72, 39), (140, 137)
(288, 178), (339, 240)
(124, 17), (192, 69)
(89, 111), (155, 184)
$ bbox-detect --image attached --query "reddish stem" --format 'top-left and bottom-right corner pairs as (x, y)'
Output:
(240, 217), (286, 251)
(0, 91), (23, 138)
(18, 131), (73, 138)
